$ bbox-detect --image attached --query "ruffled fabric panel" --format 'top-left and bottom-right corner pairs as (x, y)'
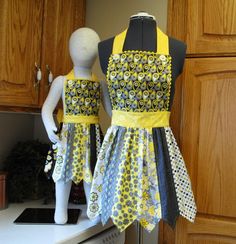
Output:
(87, 125), (197, 232)
(87, 126), (162, 232)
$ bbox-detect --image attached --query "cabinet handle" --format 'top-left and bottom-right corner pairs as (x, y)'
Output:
(46, 64), (53, 85)
(34, 62), (42, 88)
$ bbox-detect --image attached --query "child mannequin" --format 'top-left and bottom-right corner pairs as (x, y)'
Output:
(42, 27), (100, 224)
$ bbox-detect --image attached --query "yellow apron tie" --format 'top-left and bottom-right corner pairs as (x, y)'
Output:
(56, 109), (64, 124)
(111, 110), (170, 128)
(63, 115), (99, 124)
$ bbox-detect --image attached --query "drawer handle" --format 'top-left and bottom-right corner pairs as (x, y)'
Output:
(34, 62), (41, 88)
(46, 64), (53, 85)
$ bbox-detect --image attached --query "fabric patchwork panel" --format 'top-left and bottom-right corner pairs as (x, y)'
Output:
(164, 127), (197, 222)
(52, 123), (101, 184)
(88, 126), (162, 232)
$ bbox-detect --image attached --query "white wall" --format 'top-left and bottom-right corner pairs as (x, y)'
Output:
(86, 0), (168, 78)
(85, 0), (168, 131)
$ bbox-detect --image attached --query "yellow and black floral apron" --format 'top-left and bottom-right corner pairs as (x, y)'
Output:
(45, 70), (102, 185)
(87, 28), (197, 232)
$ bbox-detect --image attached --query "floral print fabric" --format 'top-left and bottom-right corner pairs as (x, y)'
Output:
(107, 51), (172, 112)
(64, 79), (100, 116)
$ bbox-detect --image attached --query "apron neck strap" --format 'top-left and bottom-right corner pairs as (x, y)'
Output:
(66, 70), (75, 80)
(66, 69), (98, 81)
(112, 27), (169, 55)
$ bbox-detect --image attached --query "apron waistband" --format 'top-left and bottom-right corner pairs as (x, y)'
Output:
(111, 110), (170, 128)
(63, 115), (99, 124)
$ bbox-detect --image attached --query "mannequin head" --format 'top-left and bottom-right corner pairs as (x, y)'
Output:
(69, 27), (100, 68)
(130, 11), (156, 20)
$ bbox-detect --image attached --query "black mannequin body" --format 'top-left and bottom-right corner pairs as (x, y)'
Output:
(94, 16), (197, 230)
(99, 17), (187, 111)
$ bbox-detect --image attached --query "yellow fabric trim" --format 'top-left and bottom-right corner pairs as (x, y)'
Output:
(66, 69), (98, 81)
(112, 27), (169, 55)
(56, 109), (64, 124)
(63, 115), (99, 124)
(157, 28), (169, 55)
(112, 29), (127, 54)
(66, 70), (74, 80)
(111, 110), (170, 128)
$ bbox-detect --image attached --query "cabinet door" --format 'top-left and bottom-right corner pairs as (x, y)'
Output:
(176, 58), (236, 243)
(40, 0), (85, 106)
(168, 0), (236, 55)
(0, 0), (43, 107)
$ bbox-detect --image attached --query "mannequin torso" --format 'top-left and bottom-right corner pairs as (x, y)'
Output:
(87, 14), (196, 231)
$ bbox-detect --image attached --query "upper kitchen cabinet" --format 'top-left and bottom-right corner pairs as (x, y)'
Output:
(175, 57), (236, 244)
(168, 0), (236, 56)
(40, 0), (85, 106)
(0, 0), (43, 108)
(0, 0), (85, 110)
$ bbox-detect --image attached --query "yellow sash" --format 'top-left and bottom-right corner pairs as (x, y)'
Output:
(111, 110), (170, 128)
(63, 115), (99, 124)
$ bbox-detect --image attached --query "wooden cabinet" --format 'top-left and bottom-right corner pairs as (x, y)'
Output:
(0, 0), (44, 107)
(0, 0), (85, 110)
(168, 0), (236, 56)
(176, 58), (236, 243)
(40, 0), (85, 106)
(165, 0), (236, 243)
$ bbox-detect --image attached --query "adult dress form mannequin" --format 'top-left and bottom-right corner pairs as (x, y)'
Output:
(99, 13), (186, 115)
(42, 27), (100, 224)
(86, 12), (197, 231)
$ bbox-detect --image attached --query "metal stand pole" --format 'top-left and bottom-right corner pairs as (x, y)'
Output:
(137, 221), (142, 244)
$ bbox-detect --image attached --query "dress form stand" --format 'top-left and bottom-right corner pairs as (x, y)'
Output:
(42, 27), (100, 224)
(97, 11), (187, 244)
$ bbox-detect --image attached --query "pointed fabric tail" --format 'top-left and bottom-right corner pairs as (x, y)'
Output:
(101, 127), (125, 224)
(87, 126), (119, 219)
(153, 127), (179, 228)
(107, 128), (162, 232)
(164, 127), (197, 222)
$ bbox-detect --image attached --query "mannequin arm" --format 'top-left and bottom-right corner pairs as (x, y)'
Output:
(41, 76), (64, 143)
(100, 80), (112, 117)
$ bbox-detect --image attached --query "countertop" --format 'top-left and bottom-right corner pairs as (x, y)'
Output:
(0, 200), (113, 244)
